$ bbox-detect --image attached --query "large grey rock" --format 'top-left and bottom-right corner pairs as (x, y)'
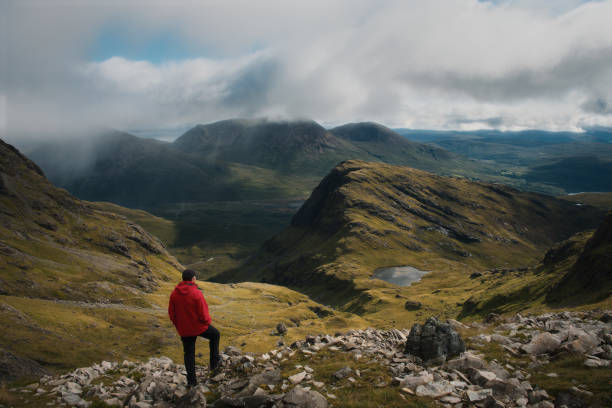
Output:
(445, 352), (487, 372)
(236, 369), (281, 397)
(0, 348), (49, 382)
(281, 386), (328, 408)
(405, 317), (465, 363)
(520, 332), (561, 355)
(415, 381), (454, 398)
(563, 328), (600, 354)
(333, 366), (352, 380)
(399, 372), (433, 390)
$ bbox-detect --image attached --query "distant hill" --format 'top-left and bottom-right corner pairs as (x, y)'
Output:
(395, 127), (612, 193)
(0, 138), (182, 302)
(173, 119), (488, 176)
(213, 160), (605, 305)
(22, 119), (495, 208)
(25, 131), (240, 208)
(173, 119), (358, 173)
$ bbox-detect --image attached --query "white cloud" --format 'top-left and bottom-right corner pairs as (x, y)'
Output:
(2, 0), (612, 139)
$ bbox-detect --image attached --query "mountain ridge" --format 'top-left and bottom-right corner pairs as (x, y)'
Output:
(214, 160), (605, 307)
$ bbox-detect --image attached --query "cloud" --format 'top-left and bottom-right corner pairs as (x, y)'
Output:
(2, 0), (612, 140)
(582, 97), (612, 115)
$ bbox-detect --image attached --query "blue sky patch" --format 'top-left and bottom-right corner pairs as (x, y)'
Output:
(88, 23), (204, 63)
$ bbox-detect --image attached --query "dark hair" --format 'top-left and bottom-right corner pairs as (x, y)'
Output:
(182, 269), (196, 281)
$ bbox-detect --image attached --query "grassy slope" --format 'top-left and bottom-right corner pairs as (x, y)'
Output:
(0, 280), (369, 374)
(214, 160), (607, 325)
(0, 139), (369, 377)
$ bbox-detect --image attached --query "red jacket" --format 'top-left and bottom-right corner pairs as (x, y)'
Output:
(168, 281), (211, 337)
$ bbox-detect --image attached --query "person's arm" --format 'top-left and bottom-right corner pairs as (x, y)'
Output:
(168, 292), (176, 326)
(198, 292), (212, 326)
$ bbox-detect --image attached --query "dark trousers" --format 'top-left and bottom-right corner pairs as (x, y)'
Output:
(181, 325), (220, 385)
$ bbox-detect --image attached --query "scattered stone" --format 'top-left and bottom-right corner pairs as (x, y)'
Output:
(447, 319), (469, 330)
(277, 322), (288, 335)
(399, 372), (433, 390)
(288, 371), (307, 385)
(467, 388), (493, 402)
(415, 381), (453, 398)
(333, 366), (352, 380)
(282, 386), (328, 408)
(521, 333), (561, 355)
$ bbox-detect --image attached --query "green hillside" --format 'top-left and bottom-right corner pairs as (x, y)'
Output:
(0, 139), (368, 377)
(214, 160), (605, 313)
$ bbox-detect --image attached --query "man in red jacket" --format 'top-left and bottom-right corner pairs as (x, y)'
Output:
(169, 269), (221, 386)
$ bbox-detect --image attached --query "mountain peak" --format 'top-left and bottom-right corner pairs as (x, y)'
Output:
(330, 122), (404, 143)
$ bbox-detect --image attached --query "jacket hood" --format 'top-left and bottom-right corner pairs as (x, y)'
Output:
(175, 281), (198, 295)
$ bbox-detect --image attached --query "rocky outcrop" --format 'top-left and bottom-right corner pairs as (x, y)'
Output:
(472, 310), (612, 368)
(8, 311), (610, 408)
(0, 348), (49, 383)
(404, 317), (465, 363)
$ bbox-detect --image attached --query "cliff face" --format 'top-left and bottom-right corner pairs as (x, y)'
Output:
(0, 138), (182, 302)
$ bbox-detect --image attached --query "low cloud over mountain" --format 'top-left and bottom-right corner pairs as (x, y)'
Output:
(3, 0), (612, 139)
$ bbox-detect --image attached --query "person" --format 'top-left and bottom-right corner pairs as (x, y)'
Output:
(168, 269), (221, 386)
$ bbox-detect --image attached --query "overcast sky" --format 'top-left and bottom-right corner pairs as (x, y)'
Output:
(2, 0), (612, 140)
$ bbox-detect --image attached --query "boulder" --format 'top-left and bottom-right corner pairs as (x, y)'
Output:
(236, 369), (281, 397)
(398, 372), (433, 390)
(466, 388), (493, 402)
(404, 301), (422, 311)
(277, 323), (288, 335)
(404, 317), (465, 364)
(469, 369), (497, 386)
(415, 381), (453, 398)
(0, 348), (49, 382)
(288, 371), (307, 385)
(333, 366), (352, 380)
(563, 328), (600, 354)
(520, 332), (561, 355)
(445, 352), (487, 372)
(281, 386), (328, 408)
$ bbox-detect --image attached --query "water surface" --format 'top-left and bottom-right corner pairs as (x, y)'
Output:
(371, 266), (429, 286)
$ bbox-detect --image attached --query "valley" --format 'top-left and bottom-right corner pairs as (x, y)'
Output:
(1, 128), (611, 407)
(16, 120), (612, 279)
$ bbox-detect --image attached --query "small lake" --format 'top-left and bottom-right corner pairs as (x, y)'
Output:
(371, 266), (429, 286)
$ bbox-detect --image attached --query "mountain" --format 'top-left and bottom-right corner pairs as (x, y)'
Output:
(213, 160), (605, 305)
(23, 120), (492, 209)
(0, 138), (182, 302)
(25, 131), (239, 208)
(173, 119), (358, 173)
(0, 137), (184, 371)
(173, 119), (489, 177)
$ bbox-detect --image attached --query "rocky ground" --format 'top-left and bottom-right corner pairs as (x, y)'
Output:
(2, 311), (610, 408)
